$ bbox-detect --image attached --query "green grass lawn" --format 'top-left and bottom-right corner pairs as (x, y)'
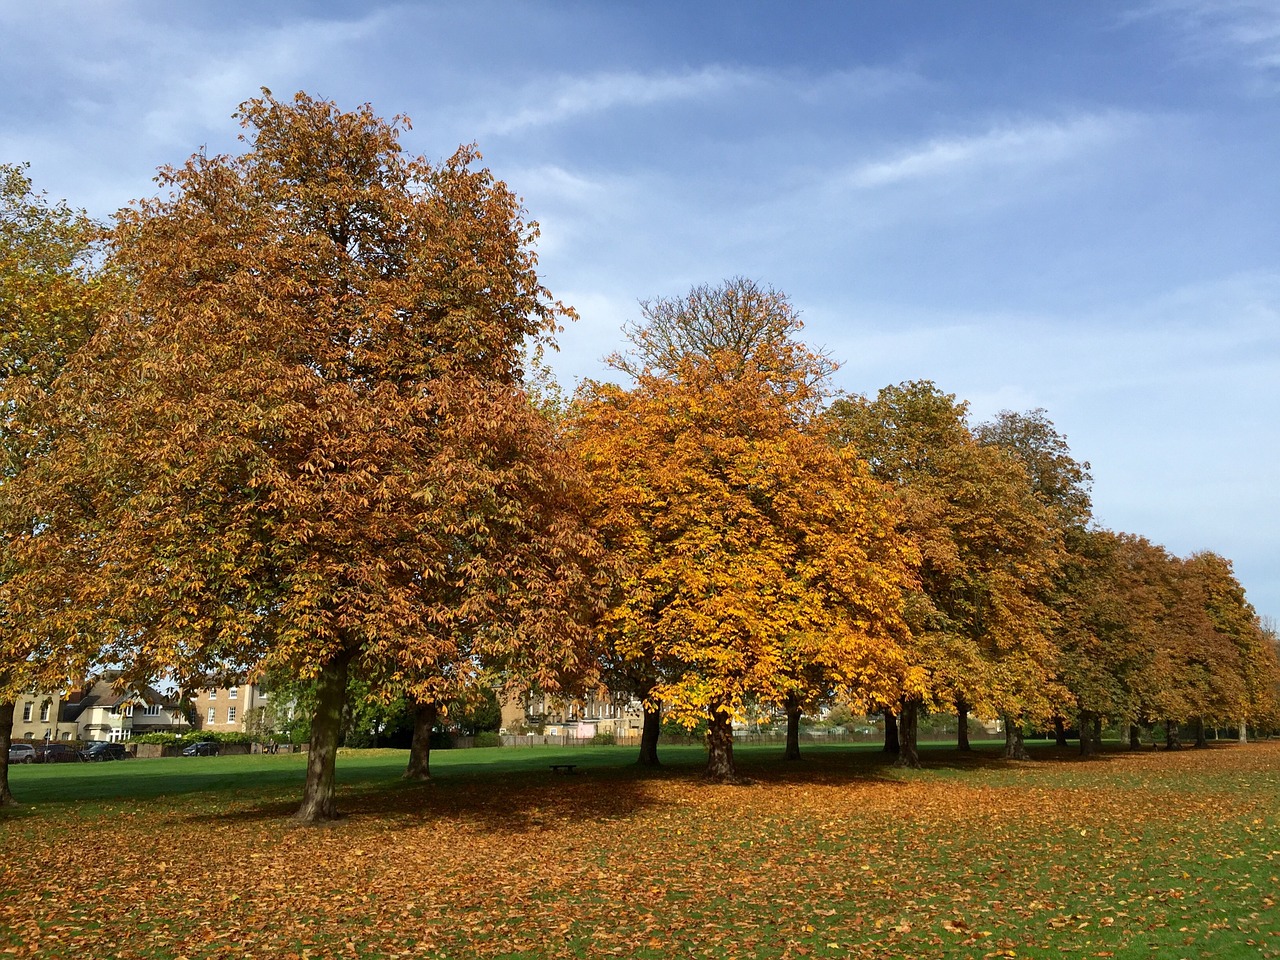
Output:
(2, 740), (1277, 959)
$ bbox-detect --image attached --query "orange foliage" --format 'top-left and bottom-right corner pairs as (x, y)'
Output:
(576, 331), (916, 779)
(7, 93), (595, 820)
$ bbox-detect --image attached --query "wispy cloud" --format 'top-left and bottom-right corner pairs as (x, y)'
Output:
(845, 114), (1133, 190)
(479, 66), (755, 135)
(1129, 0), (1280, 85)
(138, 13), (390, 149)
(477, 64), (923, 136)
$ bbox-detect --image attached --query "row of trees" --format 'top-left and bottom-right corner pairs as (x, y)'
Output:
(576, 281), (1279, 777)
(2, 92), (1276, 821)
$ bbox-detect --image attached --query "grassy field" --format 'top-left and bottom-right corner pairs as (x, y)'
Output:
(1, 740), (1277, 959)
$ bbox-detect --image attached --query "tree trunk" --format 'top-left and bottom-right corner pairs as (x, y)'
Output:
(293, 651), (351, 824)
(1164, 719), (1180, 750)
(1238, 718), (1248, 745)
(1079, 710), (1097, 757)
(0, 702), (16, 808)
(883, 710), (900, 755)
(403, 701), (437, 781)
(894, 698), (921, 769)
(1192, 716), (1208, 749)
(956, 698), (971, 752)
(704, 707), (740, 783)
(1053, 715), (1069, 748)
(1128, 723), (1143, 750)
(637, 700), (662, 767)
(783, 695), (802, 761)
(1002, 717), (1031, 760)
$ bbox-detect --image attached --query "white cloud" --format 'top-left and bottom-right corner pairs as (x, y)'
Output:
(477, 63), (924, 136)
(844, 114), (1134, 190)
(136, 14), (391, 150)
(479, 66), (755, 135)
(1130, 0), (1280, 85)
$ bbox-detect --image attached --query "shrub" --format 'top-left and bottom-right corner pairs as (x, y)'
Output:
(128, 731), (256, 746)
(590, 730), (616, 745)
(130, 732), (182, 745)
(473, 731), (502, 748)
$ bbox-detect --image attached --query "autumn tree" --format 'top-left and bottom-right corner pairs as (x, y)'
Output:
(11, 92), (593, 822)
(1056, 529), (1172, 753)
(1181, 551), (1276, 744)
(0, 165), (108, 807)
(830, 382), (1064, 765)
(576, 281), (914, 782)
(610, 276), (836, 387)
(976, 409), (1093, 749)
(364, 384), (603, 782)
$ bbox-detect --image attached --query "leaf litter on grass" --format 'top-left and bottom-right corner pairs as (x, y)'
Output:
(1, 743), (1277, 959)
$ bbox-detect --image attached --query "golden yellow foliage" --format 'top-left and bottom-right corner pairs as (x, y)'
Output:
(576, 338), (915, 781)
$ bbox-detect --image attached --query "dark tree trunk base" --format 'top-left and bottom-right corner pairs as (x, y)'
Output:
(0, 702), (15, 807)
(705, 709), (741, 783)
(403, 701), (437, 781)
(956, 700), (971, 752)
(1003, 719), (1031, 761)
(1192, 716), (1209, 749)
(1079, 712), (1103, 757)
(895, 698), (921, 769)
(784, 697), (802, 761)
(638, 703), (661, 767)
(293, 651), (351, 824)
(883, 710), (900, 756)
(1054, 715), (1069, 748)
(1128, 724), (1143, 750)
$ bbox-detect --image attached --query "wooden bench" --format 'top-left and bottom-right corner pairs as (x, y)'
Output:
(549, 763), (577, 774)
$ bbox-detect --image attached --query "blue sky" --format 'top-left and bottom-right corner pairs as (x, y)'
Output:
(2, 1), (1277, 621)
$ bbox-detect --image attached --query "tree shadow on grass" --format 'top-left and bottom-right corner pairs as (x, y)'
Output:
(205, 745), (917, 830)
(206, 759), (680, 832)
(176, 739), (1190, 831)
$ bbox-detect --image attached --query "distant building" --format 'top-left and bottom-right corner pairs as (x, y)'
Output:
(189, 683), (273, 733)
(504, 691), (644, 739)
(9, 671), (188, 743)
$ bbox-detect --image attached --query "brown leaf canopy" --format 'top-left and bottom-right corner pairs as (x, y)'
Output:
(8, 92), (594, 695)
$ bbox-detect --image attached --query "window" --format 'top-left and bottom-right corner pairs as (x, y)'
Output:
(208, 707), (216, 723)
(22, 703), (33, 722)
(229, 687), (238, 700)
(228, 706), (237, 723)
(109, 704), (119, 716)
(146, 704), (161, 717)
(123, 704), (133, 718)
(208, 689), (217, 700)
(39, 702), (50, 722)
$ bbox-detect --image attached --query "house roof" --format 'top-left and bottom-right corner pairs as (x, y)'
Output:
(73, 677), (179, 712)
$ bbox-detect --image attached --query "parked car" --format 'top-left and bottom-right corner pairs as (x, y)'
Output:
(37, 742), (83, 763)
(181, 741), (219, 757)
(80, 742), (130, 762)
(8, 743), (36, 764)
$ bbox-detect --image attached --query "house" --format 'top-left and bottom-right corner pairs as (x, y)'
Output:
(10, 690), (77, 743)
(505, 690), (645, 739)
(189, 683), (273, 733)
(8, 672), (189, 744)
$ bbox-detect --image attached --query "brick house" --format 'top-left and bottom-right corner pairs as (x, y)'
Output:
(190, 683), (273, 733)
